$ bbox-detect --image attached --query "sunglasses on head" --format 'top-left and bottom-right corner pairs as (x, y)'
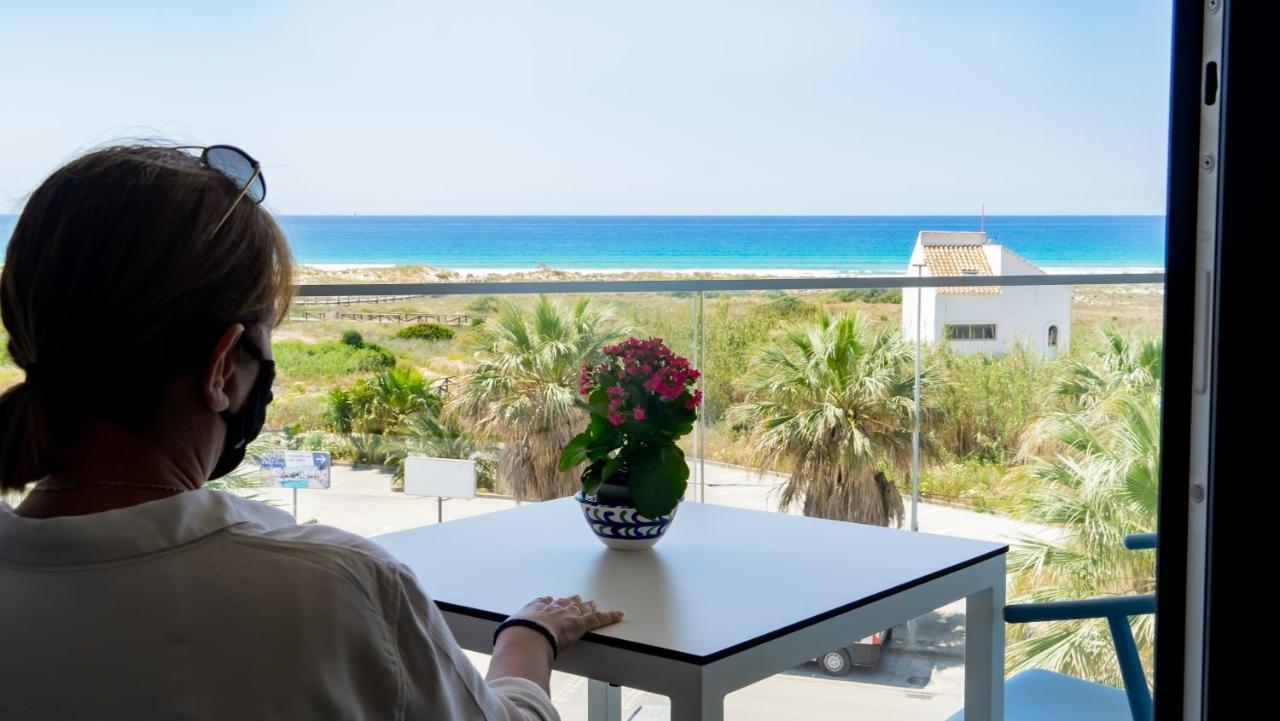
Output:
(175, 144), (267, 237)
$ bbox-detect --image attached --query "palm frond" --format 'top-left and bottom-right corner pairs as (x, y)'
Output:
(450, 296), (628, 501)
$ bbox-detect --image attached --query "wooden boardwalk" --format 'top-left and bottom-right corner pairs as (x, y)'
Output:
(293, 294), (423, 307)
(288, 311), (480, 325)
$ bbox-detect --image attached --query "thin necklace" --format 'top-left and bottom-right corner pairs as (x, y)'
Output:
(32, 480), (186, 494)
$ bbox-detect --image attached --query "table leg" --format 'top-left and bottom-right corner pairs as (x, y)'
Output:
(964, 564), (1006, 721)
(587, 679), (622, 721)
(670, 684), (723, 721)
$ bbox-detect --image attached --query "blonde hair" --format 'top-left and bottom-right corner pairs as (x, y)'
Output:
(0, 145), (294, 490)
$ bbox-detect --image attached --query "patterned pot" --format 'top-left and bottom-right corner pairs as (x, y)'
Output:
(575, 492), (678, 550)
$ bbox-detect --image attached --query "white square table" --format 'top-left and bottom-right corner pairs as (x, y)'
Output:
(375, 498), (1007, 721)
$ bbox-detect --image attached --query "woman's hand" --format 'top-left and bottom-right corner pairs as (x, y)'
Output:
(510, 595), (624, 648)
(487, 595), (624, 693)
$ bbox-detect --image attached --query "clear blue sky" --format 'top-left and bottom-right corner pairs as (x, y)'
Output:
(0, 1), (1172, 215)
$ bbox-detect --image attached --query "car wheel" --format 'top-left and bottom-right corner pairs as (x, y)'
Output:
(819, 649), (851, 676)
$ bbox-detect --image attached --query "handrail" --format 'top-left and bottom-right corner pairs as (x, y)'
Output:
(1004, 594), (1155, 623)
(293, 271), (1165, 297)
(1004, 594), (1155, 721)
(1123, 533), (1157, 550)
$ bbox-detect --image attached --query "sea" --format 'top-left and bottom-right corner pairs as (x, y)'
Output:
(0, 214), (1165, 275)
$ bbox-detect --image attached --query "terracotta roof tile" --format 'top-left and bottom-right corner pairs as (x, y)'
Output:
(922, 245), (1001, 295)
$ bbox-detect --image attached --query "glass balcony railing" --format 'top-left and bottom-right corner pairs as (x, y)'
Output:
(1, 272), (1163, 719)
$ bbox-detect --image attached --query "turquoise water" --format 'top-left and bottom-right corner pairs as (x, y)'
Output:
(0, 214), (1165, 274)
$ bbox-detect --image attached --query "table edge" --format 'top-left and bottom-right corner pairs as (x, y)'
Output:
(437, 545), (1008, 666)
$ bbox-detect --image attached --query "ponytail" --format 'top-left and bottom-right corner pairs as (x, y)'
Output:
(0, 377), (55, 491)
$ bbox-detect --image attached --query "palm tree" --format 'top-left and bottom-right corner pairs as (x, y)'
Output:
(726, 311), (920, 526)
(356, 367), (440, 435)
(325, 367), (442, 485)
(1007, 332), (1161, 686)
(1052, 327), (1161, 413)
(451, 296), (627, 502)
(327, 366), (440, 437)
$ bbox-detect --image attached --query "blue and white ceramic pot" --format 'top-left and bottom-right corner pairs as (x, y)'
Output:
(575, 492), (678, 550)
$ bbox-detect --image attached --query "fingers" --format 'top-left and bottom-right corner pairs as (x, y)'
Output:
(516, 594), (624, 648)
(531, 596), (619, 624)
(581, 610), (625, 630)
(547, 595), (586, 615)
(521, 596), (554, 612)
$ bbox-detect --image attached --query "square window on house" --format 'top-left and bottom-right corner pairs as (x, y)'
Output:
(944, 323), (996, 340)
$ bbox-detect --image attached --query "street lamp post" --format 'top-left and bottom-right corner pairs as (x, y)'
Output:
(911, 262), (925, 532)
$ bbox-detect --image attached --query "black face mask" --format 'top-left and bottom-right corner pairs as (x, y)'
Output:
(209, 339), (276, 480)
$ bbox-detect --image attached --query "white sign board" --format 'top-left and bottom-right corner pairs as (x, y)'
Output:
(404, 456), (477, 499)
(258, 451), (332, 490)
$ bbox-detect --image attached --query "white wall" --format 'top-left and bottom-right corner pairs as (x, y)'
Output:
(901, 242), (939, 346)
(900, 242), (1071, 356)
(934, 284), (1070, 355)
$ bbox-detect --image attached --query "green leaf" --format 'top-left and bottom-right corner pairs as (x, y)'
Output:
(558, 432), (593, 471)
(586, 386), (610, 414)
(601, 455), (621, 483)
(627, 443), (688, 518)
(581, 460), (606, 496)
(584, 418), (622, 461)
(662, 420), (694, 439)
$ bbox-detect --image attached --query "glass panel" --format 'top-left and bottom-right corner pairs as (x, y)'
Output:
(693, 281), (1163, 710)
(0, 276), (1164, 716)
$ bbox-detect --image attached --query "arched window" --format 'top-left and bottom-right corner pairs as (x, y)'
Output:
(1047, 324), (1059, 348)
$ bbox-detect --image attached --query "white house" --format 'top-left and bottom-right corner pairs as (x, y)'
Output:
(901, 231), (1070, 356)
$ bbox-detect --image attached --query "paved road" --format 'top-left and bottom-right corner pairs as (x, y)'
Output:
(252, 461), (1052, 720)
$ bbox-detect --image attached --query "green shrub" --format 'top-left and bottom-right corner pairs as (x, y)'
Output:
(916, 460), (1029, 513)
(830, 288), (903, 304)
(759, 293), (816, 317)
(340, 329), (364, 347)
(348, 433), (399, 467)
(325, 367), (440, 436)
(466, 295), (499, 313)
(925, 344), (1052, 463)
(274, 339), (395, 380)
(394, 322), (456, 341)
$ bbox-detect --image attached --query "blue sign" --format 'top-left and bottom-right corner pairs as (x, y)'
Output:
(258, 451), (332, 490)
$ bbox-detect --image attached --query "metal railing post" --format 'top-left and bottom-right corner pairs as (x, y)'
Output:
(697, 290), (707, 503)
(690, 292), (700, 502)
(911, 264), (924, 532)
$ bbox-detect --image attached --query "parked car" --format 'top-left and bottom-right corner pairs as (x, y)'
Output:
(816, 629), (892, 675)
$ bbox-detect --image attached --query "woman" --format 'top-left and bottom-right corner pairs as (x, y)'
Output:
(0, 145), (620, 720)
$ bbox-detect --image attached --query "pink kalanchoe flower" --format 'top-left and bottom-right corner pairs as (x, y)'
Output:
(632, 407), (646, 421)
(607, 385), (625, 397)
(608, 412), (624, 426)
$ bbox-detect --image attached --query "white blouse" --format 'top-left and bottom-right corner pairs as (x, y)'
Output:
(0, 490), (558, 721)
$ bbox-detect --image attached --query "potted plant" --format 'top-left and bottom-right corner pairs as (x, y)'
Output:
(559, 337), (702, 549)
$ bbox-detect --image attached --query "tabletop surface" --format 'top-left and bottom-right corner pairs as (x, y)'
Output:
(375, 498), (1006, 664)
